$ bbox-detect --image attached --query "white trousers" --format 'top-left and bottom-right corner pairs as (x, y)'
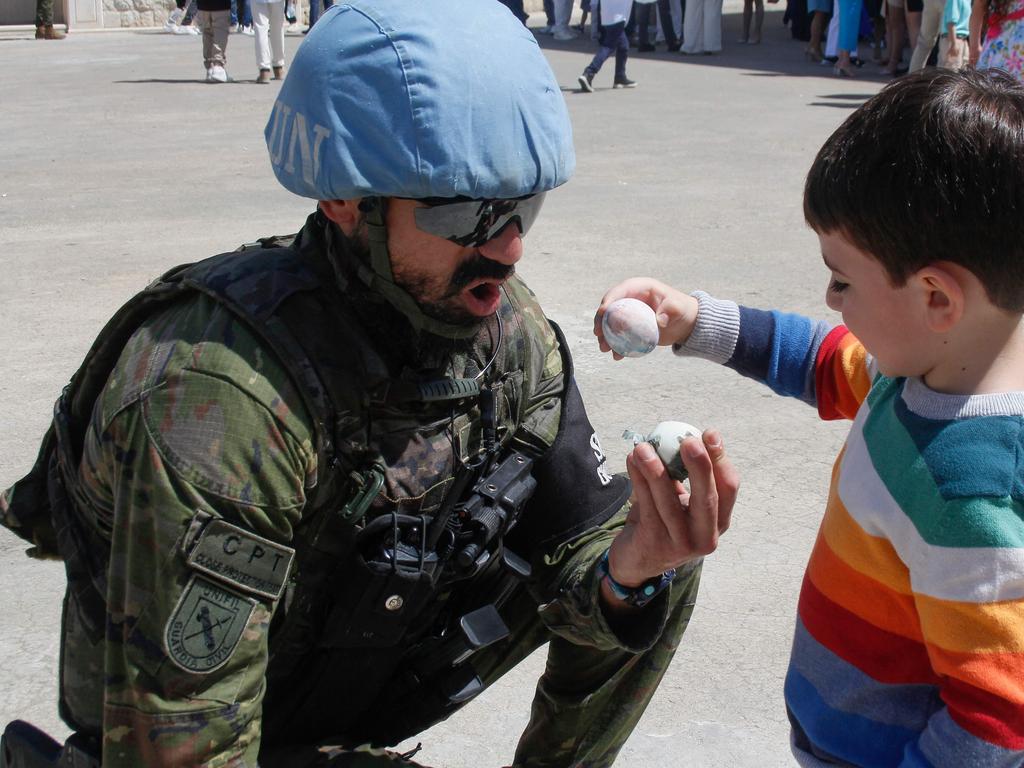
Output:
(908, 0), (945, 70)
(825, 0), (839, 57)
(681, 0), (722, 52)
(253, 0), (285, 71)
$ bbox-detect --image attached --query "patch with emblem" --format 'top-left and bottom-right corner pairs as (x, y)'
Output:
(185, 516), (295, 600)
(165, 575), (256, 673)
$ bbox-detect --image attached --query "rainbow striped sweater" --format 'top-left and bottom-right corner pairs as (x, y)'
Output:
(680, 291), (1024, 767)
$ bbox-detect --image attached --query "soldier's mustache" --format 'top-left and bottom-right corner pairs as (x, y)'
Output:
(450, 256), (515, 292)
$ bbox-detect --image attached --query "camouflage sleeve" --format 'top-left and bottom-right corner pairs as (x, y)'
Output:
(71, 295), (315, 767)
(532, 513), (700, 652)
(502, 279), (685, 654)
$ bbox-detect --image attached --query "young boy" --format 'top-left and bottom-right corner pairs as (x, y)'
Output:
(596, 69), (1024, 766)
(577, 0), (637, 91)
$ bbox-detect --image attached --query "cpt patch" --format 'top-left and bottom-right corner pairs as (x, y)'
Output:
(185, 516), (295, 601)
(165, 575), (256, 673)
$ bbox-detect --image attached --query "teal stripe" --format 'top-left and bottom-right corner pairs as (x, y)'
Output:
(862, 380), (1024, 549)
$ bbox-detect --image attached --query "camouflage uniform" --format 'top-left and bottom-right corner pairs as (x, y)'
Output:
(2, 214), (702, 767)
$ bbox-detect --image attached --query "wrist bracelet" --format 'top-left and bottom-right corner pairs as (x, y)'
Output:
(597, 549), (675, 608)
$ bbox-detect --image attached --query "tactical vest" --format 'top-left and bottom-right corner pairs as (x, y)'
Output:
(1, 215), (629, 748)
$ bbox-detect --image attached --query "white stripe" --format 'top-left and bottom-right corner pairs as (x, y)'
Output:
(837, 402), (1024, 603)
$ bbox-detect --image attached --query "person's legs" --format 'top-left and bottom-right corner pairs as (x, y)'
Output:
(584, 21), (623, 76)
(705, 0), (723, 50)
(884, 0), (905, 72)
(825, 0), (840, 56)
(905, 0), (922, 59)
(637, 3), (656, 48)
(34, 0), (64, 37)
(612, 24), (633, 81)
(554, 0), (578, 37)
(656, 0), (681, 46)
(253, 0), (272, 74)
(207, 9), (231, 75)
(740, 0), (752, 41)
(907, 0), (943, 70)
(681, 0), (705, 51)
(199, 10), (214, 68)
(269, 1), (285, 66)
(808, 9), (829, 58)
(835, 0), (862, 73)
(308, 0), (320, 27)
(750, 0), (764, 41)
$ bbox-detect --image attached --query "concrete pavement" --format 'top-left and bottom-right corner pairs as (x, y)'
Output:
(0, 10), (891, 766)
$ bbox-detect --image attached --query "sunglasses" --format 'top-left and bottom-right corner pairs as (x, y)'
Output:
(412, 193), (546, 248)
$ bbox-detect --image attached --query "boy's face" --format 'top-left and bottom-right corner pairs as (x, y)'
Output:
(820, 230), (932, 378)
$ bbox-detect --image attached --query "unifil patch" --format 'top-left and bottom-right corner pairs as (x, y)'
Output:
(165, 575), (256, 674)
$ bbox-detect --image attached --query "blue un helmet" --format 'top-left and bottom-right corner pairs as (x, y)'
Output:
(264, 0), (575, 338)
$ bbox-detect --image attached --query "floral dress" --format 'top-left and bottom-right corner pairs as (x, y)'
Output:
(978, 0), (1024, 78)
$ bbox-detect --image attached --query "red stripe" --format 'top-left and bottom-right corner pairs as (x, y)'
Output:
(944, 677), (1024, 750)
(814, 325), (854, 421)
(799, 573), (941, 685)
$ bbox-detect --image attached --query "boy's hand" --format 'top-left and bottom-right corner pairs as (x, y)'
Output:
(601, 429), (739, 608)
(947, 38), (961, 63)
(594, 278), (700, 359)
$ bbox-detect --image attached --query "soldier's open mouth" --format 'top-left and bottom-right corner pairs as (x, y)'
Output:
(464, 281), (503, 316)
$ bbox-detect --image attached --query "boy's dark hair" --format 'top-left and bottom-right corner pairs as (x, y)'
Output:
(804, 69), (1024, 312)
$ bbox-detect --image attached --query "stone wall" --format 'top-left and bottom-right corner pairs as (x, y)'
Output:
(102, 0), (172, 27)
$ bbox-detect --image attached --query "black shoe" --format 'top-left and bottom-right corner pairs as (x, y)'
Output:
(613, 76), (637, 88)
(577, 71), (594, 92)
(666, 40), (682, 51)
(638, 42), (656, 51)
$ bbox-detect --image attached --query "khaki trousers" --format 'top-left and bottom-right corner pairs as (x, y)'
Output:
(198, 9), (231, 68)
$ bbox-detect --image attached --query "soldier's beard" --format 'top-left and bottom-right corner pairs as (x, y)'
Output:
(401, 255), (514, 328)
(342, 235), (498, 360)
(347, 220), (513, 329)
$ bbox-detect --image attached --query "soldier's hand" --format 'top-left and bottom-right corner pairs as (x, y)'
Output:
(603, 429), (739, 598)
(593, 278), (699, 358)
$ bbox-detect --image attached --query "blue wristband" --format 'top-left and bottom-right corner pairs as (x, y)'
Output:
(597, 549), (675, 608)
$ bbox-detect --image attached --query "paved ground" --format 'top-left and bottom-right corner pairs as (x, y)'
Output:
(0, 9), (894, 766)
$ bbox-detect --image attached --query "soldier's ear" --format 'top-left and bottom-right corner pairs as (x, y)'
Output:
(319, 199), (364, 236)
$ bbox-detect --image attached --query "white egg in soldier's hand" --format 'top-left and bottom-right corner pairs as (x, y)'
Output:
(624, 421), (703, 482)
(601, 298), (660, 358)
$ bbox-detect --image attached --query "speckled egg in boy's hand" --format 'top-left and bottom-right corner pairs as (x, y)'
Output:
(601, 298), (660, 358)
(623, 421), (703, 482)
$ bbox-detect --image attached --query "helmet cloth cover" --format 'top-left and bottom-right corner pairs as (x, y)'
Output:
(265, 0), (576, 201)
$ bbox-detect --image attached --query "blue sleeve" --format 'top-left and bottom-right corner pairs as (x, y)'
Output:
(726, 306), (833, 405)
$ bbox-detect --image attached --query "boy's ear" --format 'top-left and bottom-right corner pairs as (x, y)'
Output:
(318, 199), (363, 236)
(915, 263), (965, 333)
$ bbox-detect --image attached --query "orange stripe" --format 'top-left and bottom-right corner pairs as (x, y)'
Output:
(819, 459), (913, 595)
(917, 593), (1024, 654)
(928, 645), (1024, 706)
(835, 333), (872, 413)
(806, 531), (922, 642)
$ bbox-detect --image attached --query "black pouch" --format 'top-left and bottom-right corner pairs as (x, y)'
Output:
(319, 554), (435, 648)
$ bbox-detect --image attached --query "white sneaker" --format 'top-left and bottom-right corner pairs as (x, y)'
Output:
(552, 27), (579, 40)
(233, 22), (243, 32)
(209, 64), (228, 82)
(163, 7), (183, 31)
(205, 66), (214, 82)
(186, 24), (200, 34)
(242, 24), (254, 35)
